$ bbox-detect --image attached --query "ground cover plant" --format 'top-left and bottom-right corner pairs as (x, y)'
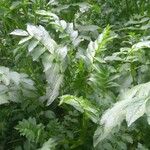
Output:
(0, 0), (150, 149)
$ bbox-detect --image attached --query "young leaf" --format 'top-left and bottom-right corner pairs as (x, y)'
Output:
(59, 95), (99, 123)
(16, 117), (45, 143)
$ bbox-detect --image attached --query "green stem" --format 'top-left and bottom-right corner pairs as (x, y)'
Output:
(125, 0), (130, 18)
(22, 0), (28, 20)
(134, 0), (139, 14)
(130, 63), (137, 86)
(80, 113), (89, 147)
(70, 113), (89, 149)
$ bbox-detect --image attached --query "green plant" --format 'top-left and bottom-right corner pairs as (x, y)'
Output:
(1, 0), (150, 149)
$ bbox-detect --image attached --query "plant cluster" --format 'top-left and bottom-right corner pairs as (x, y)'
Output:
(0, 0), (150, 149)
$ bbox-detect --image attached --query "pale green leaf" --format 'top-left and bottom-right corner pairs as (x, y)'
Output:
(132, 41), (150, 49)
(60, 95), (99, 123)
(38, 138), (58, 150)
(94, 82), (150, 146)
(0, 94), (9, 105)
(30, 46), (46, 61)
(85, 25), (113, 65)
(18, 36), (32, 45)
(9, 71), (20, 85)
(27, 24), (57, 54)
(77, 25), (99, 32)
(0, 66), (36, 105)
(36, 10), (59, 20)
(126, 99), (146, 126)
(145, 100), (150, 125)
(28, 40), (39, 52)
(10, 29), (29, 36)
(47, 74), (63, 105)
(59, 95), (84, 112)
(42, 54), (54, 72)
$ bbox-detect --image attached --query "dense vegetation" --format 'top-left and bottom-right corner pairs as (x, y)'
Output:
(0, 0), (150, 149)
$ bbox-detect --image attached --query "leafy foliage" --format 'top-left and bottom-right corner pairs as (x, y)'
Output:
(1, 0), (150, 149)
(94, 82), (150, 146)
(60, 95), (99, 123)
(10, 24), (67, 105)
(16, 117), (45, 143)
(0, 66), (36, 105)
